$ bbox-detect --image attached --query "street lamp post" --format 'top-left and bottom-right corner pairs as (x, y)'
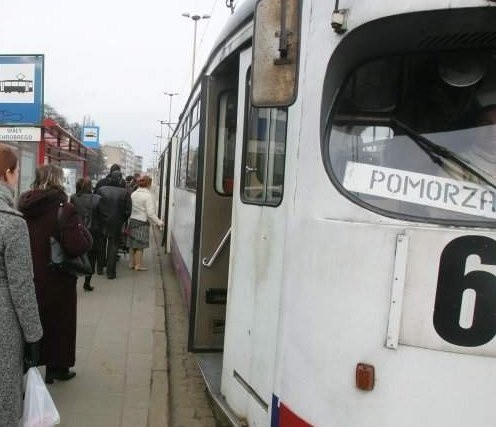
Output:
(163, 92), (179, 138)
(182, 13), (210, 88)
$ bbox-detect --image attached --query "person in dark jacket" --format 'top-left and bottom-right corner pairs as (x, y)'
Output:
(125, 175), (137, 193)
(94, 163), (126, 192)
(96, 170), (132, 279)
(71, 177), (101, 291)
(0, 144), (43, 426)
(19, 165), (92, 384)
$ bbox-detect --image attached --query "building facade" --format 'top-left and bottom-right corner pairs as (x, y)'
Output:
(101, 141), (142, 177)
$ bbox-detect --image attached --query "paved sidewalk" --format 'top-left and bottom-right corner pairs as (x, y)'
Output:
(46, 241), (168, 427)
(154, 230), (230, 427)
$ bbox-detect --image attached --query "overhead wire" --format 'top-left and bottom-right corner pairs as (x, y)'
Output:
(198, 0), (220, 49)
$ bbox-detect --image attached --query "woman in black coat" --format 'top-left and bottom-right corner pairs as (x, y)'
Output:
(71, 177), (101, 291)
(19, 165), (92, 383)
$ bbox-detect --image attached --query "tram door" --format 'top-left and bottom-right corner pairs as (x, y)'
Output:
(220, 48), (288, 422)
(189, 59), (239, 351)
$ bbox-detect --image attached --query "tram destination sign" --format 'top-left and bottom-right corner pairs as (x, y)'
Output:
(0, 126), (41, 142)
(343, 162), (496, 219)
(0, 55), (44, 126)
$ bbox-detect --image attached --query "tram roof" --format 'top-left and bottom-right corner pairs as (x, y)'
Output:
(211, 0), (257, 55)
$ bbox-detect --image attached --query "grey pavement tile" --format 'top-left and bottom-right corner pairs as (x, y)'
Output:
(76, 324), (96, 345)
(126, 367), (152, 387)
(131, 318), (154, 331)
(95, 318), (132, 333)
(131, 302), (155, 315)
(75, 346), (89, 362)
(92, 339), (128, 356)
(152, 333), (167, 371)
(128, 328), (154, 353)
(155, 287), (164, 306)
(124, 385), (150, 409)
(64, 372), (126, 393)
(93, 328), (129, 344)
(154, 306), (165, 332)
(127, 353), (153, 371)
(121, 408), (148, 427)
(93, 329), (129, 347)
(70, 391), (123, 416)
(149, 371), (168, 427)
(84, 352), (127, 376)
(134, 279), (155, 289)
(62, 413), (121, 427)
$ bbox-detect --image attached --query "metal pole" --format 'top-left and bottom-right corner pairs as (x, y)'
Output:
(192, 18), (198, 88)
(168, 96), (173, 138)
(163, 92), (179, 138)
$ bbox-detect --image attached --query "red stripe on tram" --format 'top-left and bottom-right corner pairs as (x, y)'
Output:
(279, 402), (313, 427)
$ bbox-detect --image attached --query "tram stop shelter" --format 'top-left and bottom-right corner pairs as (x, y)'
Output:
(0, 119), (95, 196)
(40, 118), (95, 194)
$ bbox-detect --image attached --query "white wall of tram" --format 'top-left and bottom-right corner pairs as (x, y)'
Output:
(270, 0), (496, 426)
(165, 0), (496, 425)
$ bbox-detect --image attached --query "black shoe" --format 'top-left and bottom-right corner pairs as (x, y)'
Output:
(96, 269), (104, 275)
(45, 368), (76, 384)
(83, 282), (94, 291)
(107, 274), (116, 280)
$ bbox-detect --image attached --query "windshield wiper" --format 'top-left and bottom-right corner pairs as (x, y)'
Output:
(392, 118), (496, 190)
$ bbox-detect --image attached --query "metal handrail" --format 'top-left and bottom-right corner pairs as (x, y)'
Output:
(202, 228), (231, 268)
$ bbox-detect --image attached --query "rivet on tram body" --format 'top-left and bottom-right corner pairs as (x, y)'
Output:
(356, 363), (375, 391)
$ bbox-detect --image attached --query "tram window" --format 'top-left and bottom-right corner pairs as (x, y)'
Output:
(192, 100), (201, 125)
(176, 135), (188, 188)
(215, 92), (237, 195)
(196, 100), (201, 122)
(186, 124), (200, 190)
(242, 73), (288, 206)
(327, 49), (496, 225)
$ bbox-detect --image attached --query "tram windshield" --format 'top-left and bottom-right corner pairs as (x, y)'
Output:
(328, 50), (496, 224)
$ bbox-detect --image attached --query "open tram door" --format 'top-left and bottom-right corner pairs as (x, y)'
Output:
(188, 55), (240, 354)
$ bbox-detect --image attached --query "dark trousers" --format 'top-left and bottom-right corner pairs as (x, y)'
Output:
(105, 233), (121, 278)
(96, 233), (109, 274)
(85, 232), (103, 283)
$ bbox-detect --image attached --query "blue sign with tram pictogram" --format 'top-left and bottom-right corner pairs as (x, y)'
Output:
(82, 126), (100, 149)
(0, 55), (44, 125)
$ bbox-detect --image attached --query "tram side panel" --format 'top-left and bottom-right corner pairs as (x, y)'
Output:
(170, 186), (196, 307)
(165, 137), (178, 253)
(220, 48), (288, 426)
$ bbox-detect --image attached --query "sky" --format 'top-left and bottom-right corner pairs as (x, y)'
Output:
(0, 0), (242, 168)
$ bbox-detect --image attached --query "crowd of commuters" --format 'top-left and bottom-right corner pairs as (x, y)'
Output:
(0, 150), (163, 426)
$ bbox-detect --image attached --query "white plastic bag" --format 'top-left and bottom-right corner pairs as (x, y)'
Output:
(19, 367), (60, 427)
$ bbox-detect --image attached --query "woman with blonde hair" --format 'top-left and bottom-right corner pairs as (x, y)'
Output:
(128, 175), (163, 270)
(19, 164), (92, 383)
(0, 144), (43, 426)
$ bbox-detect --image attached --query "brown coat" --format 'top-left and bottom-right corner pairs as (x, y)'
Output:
(18, 188), (92, 368)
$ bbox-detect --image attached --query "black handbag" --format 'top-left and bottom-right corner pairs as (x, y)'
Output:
(49, 205), (92, 277)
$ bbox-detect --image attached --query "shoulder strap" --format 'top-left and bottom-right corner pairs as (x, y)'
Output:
(55, 203), (65, 235)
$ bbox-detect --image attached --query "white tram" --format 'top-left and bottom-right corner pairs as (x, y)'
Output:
(158, 0), (496, 425)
